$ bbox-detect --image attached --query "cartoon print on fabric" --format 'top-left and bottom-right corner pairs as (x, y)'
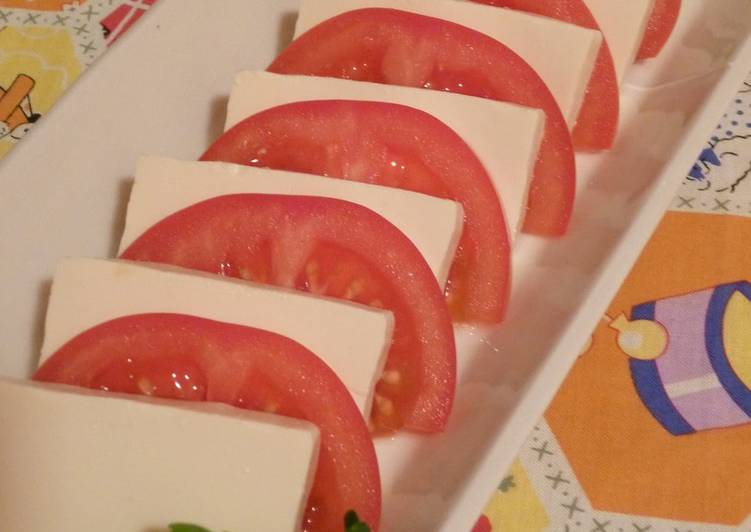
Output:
(674, 80), (751, 215)
(687, 135), (751, 193)
(100, 0), (157, 45)
(0, 1), (70, 8)
(611, 282), (751, 436)
(0, 73), (40, 141)
(0, 0), (159, 158)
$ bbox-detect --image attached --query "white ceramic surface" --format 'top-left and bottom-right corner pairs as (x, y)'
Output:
(0, 1), (750, 531)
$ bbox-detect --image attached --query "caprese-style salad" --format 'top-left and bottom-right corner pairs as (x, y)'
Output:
(0, 0), (680, 530)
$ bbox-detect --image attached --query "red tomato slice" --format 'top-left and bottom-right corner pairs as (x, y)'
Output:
(472, 0), (619, 151)
(268, 8), (575, 237)
(120, 194), (456, 433)
(201, 100), (510, 324)
(33, 313), (380, 532)
(637, 0), (681, 60)
(472, 515), (493, 532)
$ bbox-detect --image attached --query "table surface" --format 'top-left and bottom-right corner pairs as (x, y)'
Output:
(1, 1), (750, 530)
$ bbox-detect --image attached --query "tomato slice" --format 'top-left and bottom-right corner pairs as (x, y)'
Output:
(201, 100), (509, 324)
(472, 516), (493, 532)
(120, 194), (456, 433)
(636, 0), (681, 60)
(268, 8), (575, 237)
(471, 0), (618, 151)
(33, 313), (380, 532)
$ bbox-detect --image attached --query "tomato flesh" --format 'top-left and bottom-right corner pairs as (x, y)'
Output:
(637, 0), (681, 60)
(472, 0), (619, 151)
(472, 516), (493, 532)
(120, 194), (456, 433)
(268, 8), (575, 236)
(33, 313), (381, 532)
(201, 100), (510, 324)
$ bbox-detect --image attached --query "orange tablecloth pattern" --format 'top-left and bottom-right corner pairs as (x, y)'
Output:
(473, 75), (751, 531)
(1, 2), (750, 530)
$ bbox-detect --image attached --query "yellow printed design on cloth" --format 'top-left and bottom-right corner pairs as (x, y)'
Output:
(482, 461), (549, 531)
(724, 290), (751, 389)
(0, 26), (82, 157)
(609, 313), (668, 361)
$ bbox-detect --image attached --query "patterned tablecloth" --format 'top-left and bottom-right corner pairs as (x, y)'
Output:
(1, 2), (750, 530)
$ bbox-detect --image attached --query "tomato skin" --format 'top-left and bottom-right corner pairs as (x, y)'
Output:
(268, 8), (575, 236)
(636, 0), (681, 60)
(120, 194), (456, 433)
(33, 313), (381, 532)
(472, 515), (493, 532)
(472, 0), (619, 151)
(201, 100), (510, 324)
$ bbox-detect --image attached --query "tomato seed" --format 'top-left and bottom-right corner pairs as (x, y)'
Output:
(381, 370), (401, 385)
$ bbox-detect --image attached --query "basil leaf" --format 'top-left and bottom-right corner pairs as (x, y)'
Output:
(168, 523), (213, 532)
(344, 510), (372, 532)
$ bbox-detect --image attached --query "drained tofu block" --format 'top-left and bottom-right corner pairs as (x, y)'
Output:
(40, 258), (393, 416)
(583, 0), (654, 82)
(225, 71), (542, 238)
(120, 156), (463, 288)
(293, 0), (601, 127)
(0, 377), (319, 532)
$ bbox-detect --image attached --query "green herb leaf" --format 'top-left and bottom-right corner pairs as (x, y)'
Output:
(168, 511), (371, 532)
(344, 510), (372, 532)
(168, 523), (213, 532)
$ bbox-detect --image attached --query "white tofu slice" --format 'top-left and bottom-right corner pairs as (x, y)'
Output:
(293, 0), (602, 128)
(40, 258), (394, 417)
(583, 0), (655, 83)
(119, 156), (463, 288)
(0, 377), (318, 532)
(225, 71), (543, 239)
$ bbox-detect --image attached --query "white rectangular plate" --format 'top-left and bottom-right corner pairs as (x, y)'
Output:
(0, 1), (750, 531)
